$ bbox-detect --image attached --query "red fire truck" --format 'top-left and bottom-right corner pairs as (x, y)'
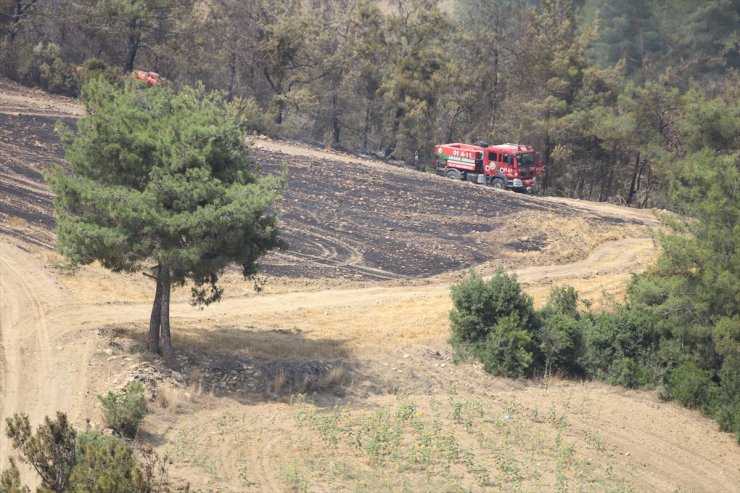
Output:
(433, 142), (545, 191)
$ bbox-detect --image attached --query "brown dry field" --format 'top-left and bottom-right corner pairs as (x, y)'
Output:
(0, 78), (738, 492)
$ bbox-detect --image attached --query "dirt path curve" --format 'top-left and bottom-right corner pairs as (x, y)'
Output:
(0, 233), (658, 489)
(0, 240), (95, 476)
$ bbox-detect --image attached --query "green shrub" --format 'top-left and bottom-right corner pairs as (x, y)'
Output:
(537, 313), (584, 375)
(15, 42), (77, 95)
(580, 308), (662, 382)
(449, 269), (535, 345)
(449, 270), (538, 378)
(477, 314), (535, 378)
(2, 413), (176, 492)
(666, 362), (715, 409)
(98, 381), (147, 438)
(239, 96), (269, 134)
(0, 458), (30, 493)
(4, 412), (77, 492)
(712, 396), (740, 443)
(69, 432), (147, 493)
(608, 357), (653, 388)
(540, 285), (580, 319)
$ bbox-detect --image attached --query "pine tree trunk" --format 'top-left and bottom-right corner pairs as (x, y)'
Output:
(147, 267), (162, 354)
(627, 152), (640, 205)
(125, 16), (140, 73)
(227, 52), (237, 102)
(542, 138), (552, 193)
(362, 106), (370, 150)
(159, 270), (177, 369)
(385, 106), (404, 157)
(331, 93), (340, 147)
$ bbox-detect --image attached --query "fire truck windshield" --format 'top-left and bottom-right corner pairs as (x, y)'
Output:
(516, 152), (534, 167)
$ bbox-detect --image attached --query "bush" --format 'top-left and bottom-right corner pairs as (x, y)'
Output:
(4, 412), (76, 492)
(0, 458), (30, 493)
(608, 357), (653, 388)
(69, 432), (147, 493)
(477, 314), (535, 378)
(449, 269), (535, 345)
(2, 413), (176, 492)
(98, 381), (147, 438)
(580, 308), (662, 382)
(667, 362), (715, 409)
(537, 313), (584, 375)
(540, 285), (580, 319)
(449, 270), (538, 377)
(14, 42), (77, 95)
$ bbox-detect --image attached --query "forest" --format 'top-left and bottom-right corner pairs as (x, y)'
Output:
(1, 0), (737, 207)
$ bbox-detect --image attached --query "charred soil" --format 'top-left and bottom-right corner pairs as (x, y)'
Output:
(1, 79), (737, 492)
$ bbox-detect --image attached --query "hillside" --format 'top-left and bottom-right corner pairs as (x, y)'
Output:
(1, 79), (738, 492)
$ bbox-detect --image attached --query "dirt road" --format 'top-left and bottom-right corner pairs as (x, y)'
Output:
(1, 78), (738, 492)
(0, 241), (95, 474)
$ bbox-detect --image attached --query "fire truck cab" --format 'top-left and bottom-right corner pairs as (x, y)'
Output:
(433, 141), (544, 191)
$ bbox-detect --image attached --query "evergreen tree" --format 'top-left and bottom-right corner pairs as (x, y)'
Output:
(76, 0), (189, 73)
(379, 0), (452, 159)
(4, 413), (76, 493)
(339, 1), (389, 151)
(47, 77), (284, 367)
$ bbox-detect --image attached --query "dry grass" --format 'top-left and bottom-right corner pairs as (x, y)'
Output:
(155, 372), (205, 415)
(264, 361), (347, 396)
(503, 212), (645, 265)
(173, 324), (351, 360)
(321, 365), (346, 388)
(6, 216), (27, 228)
(156, 386), (185, 414)
(271, 370), (287, 395)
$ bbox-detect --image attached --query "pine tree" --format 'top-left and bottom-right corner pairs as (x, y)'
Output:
(47, 77), (284, 368)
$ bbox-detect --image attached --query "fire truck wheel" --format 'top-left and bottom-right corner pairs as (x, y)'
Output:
(491, 178), (506, 189)
(444, 169), (461, 180)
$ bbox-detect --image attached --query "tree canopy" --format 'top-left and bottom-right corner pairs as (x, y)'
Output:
(4, 0), (737, 207)
(47, 76), (284, 367)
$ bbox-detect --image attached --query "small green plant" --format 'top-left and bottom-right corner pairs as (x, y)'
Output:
(279, 462), (309, 492)
(4, 412), (76, 492)
(0, 457), (30, 493)
(2, 412), (175, 493)
(98, 381), (147, 438)
(69, 431), (148, 492)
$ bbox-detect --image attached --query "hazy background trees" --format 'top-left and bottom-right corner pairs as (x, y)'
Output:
(1, 0), (737, 206)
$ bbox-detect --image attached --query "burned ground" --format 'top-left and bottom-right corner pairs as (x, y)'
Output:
(0, 111), (649, 281)
(4, 82), (738, 493)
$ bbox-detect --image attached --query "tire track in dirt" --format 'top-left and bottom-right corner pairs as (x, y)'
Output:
(0, 241), (55, 470)
(250, 434), (286, 492)
(0, 240), (95, 480)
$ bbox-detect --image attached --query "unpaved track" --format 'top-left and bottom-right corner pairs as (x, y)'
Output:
(2, 79), (739, 492)
(0, 233), (659, 485)
(0, 241), (94, 473)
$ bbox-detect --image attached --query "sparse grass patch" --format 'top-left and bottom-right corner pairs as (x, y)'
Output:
(264, 360), (347, 396)
(155, 384), (201, 415)
(279, 461), (310, 492)
(173, 325), (349, 360)
(283, 391), (635, 492)
(6, 216), (28, 228)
